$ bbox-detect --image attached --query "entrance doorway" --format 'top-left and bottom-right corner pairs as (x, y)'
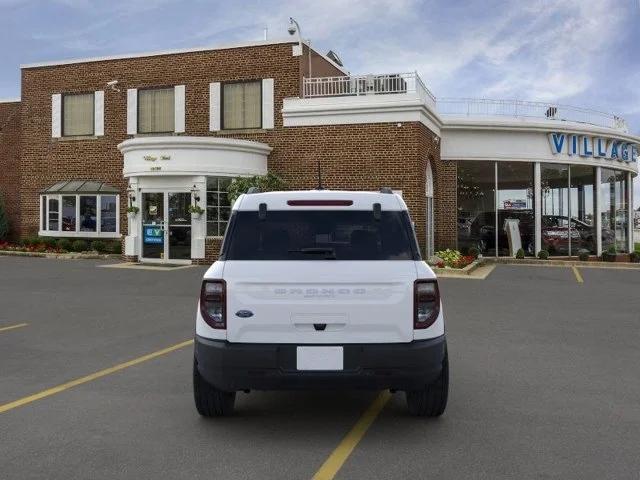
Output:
(141, 192), (192, 263)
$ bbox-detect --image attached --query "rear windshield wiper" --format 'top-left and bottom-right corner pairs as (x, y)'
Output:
(288, 247), (337, 259)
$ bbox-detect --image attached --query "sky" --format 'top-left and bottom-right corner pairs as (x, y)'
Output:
(1, 0), (639, 203)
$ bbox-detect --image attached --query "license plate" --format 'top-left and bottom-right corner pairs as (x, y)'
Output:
(296, 346), (344, 371)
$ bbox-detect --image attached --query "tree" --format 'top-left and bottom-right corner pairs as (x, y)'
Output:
(226, 173), (286, 205)
(0, 192), (9, 241)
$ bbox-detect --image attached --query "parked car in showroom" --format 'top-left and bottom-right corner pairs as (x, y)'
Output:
(193, 189), (448, 417)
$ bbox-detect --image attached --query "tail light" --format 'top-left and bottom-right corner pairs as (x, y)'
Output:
(414, 280), (440, 329)
(200, 280), (226, 329)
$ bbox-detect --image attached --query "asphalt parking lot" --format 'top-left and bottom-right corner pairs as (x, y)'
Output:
(1, 257), (639, 480)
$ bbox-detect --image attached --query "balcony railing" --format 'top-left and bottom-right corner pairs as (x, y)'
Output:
(436, 98), (628, 132)
(301, 74), (628, 132)
(302, 72), (436, 107)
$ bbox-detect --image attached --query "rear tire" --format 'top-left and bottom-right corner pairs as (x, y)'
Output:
(193, 358), (236, 417)
(405, 349), (449, 417)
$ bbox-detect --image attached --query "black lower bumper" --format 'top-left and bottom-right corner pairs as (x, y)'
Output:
(194, 335), (446, 392)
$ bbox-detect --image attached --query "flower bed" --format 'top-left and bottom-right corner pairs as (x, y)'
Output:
(0, 237), (121, 255)
(431, 249), (476, 269)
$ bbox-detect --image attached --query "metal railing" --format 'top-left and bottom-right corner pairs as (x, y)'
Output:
(436, 98), (628, 132)
(302, 72), (436, 107)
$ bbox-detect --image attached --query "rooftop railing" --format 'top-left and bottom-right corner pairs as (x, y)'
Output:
(301, 74), (628, 132)
(436, 98), (628, 132)
(302, 72), (436, 108)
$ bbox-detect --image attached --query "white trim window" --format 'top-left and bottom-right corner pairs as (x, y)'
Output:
(222, 81), (262, 130)
(206, 177), (232, 237)
(40, 193), (120, 238)
(52, 91), (104, 138)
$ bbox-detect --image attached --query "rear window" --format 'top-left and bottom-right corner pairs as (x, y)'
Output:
(222, 210), (419, 261)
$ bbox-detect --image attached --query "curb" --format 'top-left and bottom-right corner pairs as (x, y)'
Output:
(0, 250), (120, 260)
(488, 257), (640, 269)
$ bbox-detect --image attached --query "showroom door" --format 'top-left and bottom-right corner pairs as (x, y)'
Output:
(141, 192), (191, 263)
(167, 192), (192, 261)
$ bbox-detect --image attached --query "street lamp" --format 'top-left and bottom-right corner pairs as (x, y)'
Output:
(288, 17), (312, 80)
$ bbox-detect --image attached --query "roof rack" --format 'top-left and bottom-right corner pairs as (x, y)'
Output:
(246, 187), (261, 194)
(379, 187), (393, 194)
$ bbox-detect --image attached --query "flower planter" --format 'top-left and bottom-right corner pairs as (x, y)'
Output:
(191, 212), (202, 220)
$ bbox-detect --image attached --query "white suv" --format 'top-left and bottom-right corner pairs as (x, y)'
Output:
(193, 189), (448, 416)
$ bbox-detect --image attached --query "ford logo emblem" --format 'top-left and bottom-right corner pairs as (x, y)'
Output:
(235, 310), (254, 318)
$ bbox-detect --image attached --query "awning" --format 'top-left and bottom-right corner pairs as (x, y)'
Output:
(41, 180), (120, 195)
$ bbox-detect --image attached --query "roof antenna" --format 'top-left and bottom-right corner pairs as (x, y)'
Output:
(317, 160), (324, 190)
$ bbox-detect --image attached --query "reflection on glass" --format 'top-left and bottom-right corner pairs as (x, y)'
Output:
(101, 195), (117, 233)
(79, 196), (97, 232)
(497, 162), (534, 256)
(48, 197), (59, 231)
(62, 196), (76, 232)
(541, 164), (570, 255)
(601, 169), (629, 253)
(570, 166), (596, 255)
(206, 176), (232, 237)
(457, 161), (496, 255)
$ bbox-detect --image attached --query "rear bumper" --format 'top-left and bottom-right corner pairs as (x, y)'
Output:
(194, 335), (446, 392)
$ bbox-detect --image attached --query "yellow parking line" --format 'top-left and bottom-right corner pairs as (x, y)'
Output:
(0, 323), (28, 333)
(0, 339), (193, 414)
(312, 390), (391, 480)
(572, 266), (584, 284)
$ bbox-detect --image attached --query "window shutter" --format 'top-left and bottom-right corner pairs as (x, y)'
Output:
(262, 78), (274, 129)
(51, 94), (62, 138)
(209, 82), (220, 131)
(126, 88), (137, 135)
(174, 85), (185, 133)
(94, 90), (104, 136)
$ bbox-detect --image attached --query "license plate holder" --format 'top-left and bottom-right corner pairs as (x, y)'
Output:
(296, 346), (344, 371)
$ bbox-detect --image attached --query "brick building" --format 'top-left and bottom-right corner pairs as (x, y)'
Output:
(0, 38), (638, 263)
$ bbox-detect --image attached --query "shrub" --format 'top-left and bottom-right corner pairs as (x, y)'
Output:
(537, 250), (549, 260)
(515, 248), (525, 259)
(602, 245), (617, 262)
(91, 240), (107, 253)
(22, 236), (40, 247)
(57, 238), (72, 251)
(468, 246), (480, 258)
(578, 250), (590, 262)
(71, 239), (88, 252)
(108, 241), (122, 254)
(0, 193), (9, 241)
(629, 251), (640, 263)
(40, 237), (57, 249)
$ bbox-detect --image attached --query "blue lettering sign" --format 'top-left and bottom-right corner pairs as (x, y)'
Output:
(549, 133), (565, 154)
(579, 136), (593, 157)
(144, 226), (163, 244)
(595, 138), (607, 157)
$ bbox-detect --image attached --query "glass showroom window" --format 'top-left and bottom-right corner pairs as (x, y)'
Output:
(569, 166), (596, 255)
(541, 164), (570, 255)
(223, 81), (261, 130)
(601, 168), (629, 253)
(63, 93), (94, 136)
(40, 194), (118, 237)
(497, 162), (535, 256)
(457, 161), (496, 256)
(206, 177), (232, 236)
(138, 88), (175, 133)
